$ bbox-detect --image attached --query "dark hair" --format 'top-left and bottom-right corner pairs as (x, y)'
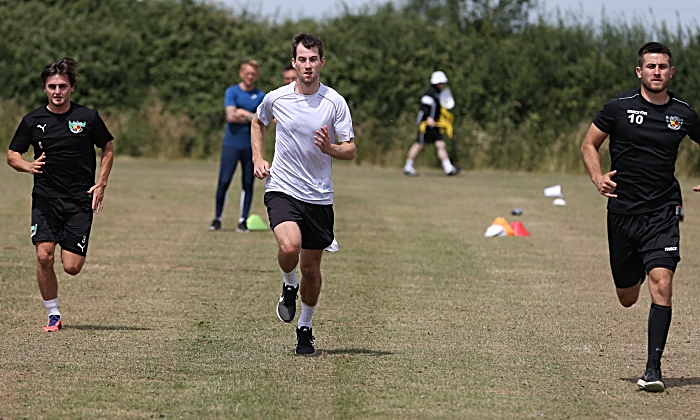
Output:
(282, 64), (294, 72)
(291, 33), (324, 59)
(41, 57), (79, 87)
(637, 42), (672, 68)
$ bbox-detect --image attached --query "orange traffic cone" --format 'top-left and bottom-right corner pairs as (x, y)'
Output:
(511, 221), (530, 237)
(492, 217), (514, 236)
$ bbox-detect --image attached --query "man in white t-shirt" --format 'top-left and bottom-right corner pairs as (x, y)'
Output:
(251, 33), (356, 355)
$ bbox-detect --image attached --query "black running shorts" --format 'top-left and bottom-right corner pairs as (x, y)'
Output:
(416, 127), (443, 144)
(31, 193), (93, 257)
(264, 191), (334, 250)
(607, 206), (680, 289)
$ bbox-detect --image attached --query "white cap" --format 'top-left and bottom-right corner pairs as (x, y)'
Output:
(430, 71), (448, 85)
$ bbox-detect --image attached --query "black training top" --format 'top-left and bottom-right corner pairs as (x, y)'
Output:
(417, 85), (442, 123)
(593, 88), (700, 214)
(9, 102), (113, 202)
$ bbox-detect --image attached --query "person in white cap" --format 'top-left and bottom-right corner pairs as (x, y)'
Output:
(403, 70), (460, 176)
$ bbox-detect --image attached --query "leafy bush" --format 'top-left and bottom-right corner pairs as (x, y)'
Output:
(2, 0), (699, 174)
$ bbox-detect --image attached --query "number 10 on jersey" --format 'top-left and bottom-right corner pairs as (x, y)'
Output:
(629, 114), (644, 124)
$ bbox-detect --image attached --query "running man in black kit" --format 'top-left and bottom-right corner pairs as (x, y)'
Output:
(582, 42), (700, 392)
(7, 58), (114, 332)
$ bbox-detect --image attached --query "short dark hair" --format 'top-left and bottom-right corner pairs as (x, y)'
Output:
(282, 64), (294, 73)
(41, 57), (79, 87)
(638, 42), (672, 68)
(292, 33), (324, 60)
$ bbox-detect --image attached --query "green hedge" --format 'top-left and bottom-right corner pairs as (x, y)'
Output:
(2, 0), (700, 173)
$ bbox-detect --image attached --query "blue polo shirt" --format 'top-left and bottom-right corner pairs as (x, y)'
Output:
(223, 84), (265, 147)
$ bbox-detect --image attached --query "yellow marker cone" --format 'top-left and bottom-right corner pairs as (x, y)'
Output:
(246, 214), (268, 231)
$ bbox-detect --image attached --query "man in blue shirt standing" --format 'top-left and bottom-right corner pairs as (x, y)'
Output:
(210, 60), (265, 232)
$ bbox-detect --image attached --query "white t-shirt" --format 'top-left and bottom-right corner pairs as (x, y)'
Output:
(257, 82), (354, 205)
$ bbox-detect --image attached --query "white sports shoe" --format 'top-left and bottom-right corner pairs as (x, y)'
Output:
(403, 167), (418, 176)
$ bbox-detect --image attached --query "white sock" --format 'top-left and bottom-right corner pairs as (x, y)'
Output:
(283, 267), (299, 288)
(43, 298), (60, 317)
(298, 301), (316, 329)
(441, 159), (454, 173)
(404, 159), (414, 170)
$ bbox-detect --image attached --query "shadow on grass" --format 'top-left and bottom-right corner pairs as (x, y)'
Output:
(65, 325), (151, 331)
(321, 348), (393, 356)
(620, 377), (700, 388)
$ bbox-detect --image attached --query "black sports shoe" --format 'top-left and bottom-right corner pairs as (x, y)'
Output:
(446, 166), (461, 176)
(277, 283), (298, 322)
(295, 326), (315, 355)
(208, 219), (221, 231)
(236, 221), (250, 233)
(638, 367), (665, 392)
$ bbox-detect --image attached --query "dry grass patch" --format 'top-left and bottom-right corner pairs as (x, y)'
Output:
(2, 160), (700, 418)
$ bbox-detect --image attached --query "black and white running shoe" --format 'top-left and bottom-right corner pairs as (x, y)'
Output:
(276, 283), (298, 323)
(638, 367), (665, 392)
(295, 326), (315, 355)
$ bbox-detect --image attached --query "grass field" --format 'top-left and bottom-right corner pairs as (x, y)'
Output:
(2, 159), (700, 419)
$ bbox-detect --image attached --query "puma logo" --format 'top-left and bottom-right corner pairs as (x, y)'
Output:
(37, 124), (46, 132)
(77, 243), (85, 252)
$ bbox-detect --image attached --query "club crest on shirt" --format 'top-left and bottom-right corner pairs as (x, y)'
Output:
(30, 224), (37, 237)
(68, 120), (86, 134)
(666, 115), (683, 130)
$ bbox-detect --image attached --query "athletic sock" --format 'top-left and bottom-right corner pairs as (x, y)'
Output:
(404, 159), (414, 171)
(441, 159), (454, 173)
(283, 267), (299, 288)
(298, 301), (316, 329)
(647, 303), (672, 369)
(43, 298), (60, 317)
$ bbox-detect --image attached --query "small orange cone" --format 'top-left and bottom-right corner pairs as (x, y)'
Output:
(492, 217), (514, 236)
(511, 221), (530, 237)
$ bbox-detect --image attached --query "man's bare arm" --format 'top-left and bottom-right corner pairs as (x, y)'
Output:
(313, 125), (356, 161)
(7, 150), (46, 174)
(581, 123), (617, 198)
(251, 114), (270, 179)
(87, 141), (115, 214)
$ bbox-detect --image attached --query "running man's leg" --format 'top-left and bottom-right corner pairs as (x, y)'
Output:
(645, 267), (673, 369)
(274, 221), (302, 273)
(36, 241), (59, 301)
(61, 249), (86, 276)
(608, 211), (646, 307)
(648, 267), (673, 306)
(616, 281), (642, 307)
(299, 249), (323, 308)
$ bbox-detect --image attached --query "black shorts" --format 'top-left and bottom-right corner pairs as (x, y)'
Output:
(416, 127), (443, 144)
(31, 193), (93, 257)
(607, 206), (680, 289)
(264, 191), (334, 250)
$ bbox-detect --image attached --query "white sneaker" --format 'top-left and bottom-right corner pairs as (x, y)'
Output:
(403, 167), (418, 176)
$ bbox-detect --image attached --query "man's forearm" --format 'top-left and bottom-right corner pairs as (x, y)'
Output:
(251, 116), (266, 162)
(97, 142), (115, 187)
(328, 140), (356, 161)
(581, 143), (603, 181)
(7, 150), (29, 173)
